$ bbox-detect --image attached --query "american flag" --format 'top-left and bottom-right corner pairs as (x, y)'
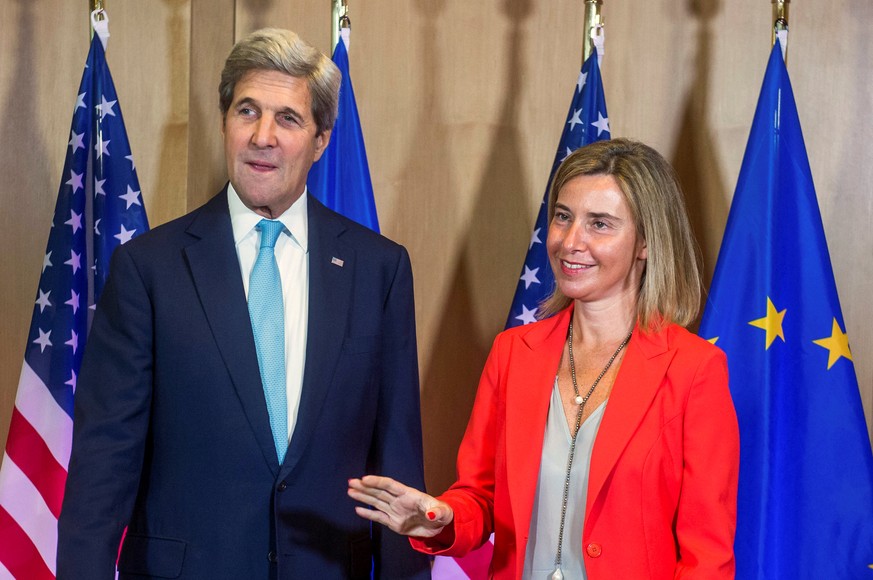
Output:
(0, 26), (148, 579)
(432, 45), (611, 579)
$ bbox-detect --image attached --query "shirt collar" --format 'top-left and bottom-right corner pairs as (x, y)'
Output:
(227, 182), (309, 252)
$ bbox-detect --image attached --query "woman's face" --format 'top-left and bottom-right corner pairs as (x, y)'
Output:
(547, 174), (647, 307)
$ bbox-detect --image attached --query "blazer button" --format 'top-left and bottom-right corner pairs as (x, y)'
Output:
(586, 543), (602, 558)
(267, 551), (278, 563)
(277, 481), (287, 492)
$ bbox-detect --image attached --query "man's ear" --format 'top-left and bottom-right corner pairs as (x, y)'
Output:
(313, 129), (332, 161)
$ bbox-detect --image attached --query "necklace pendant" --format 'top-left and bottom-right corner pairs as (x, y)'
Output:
(550, 567), (564, 580)
(574, 395), (583, 405)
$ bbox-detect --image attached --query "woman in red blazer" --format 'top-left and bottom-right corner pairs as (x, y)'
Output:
(349, 139), (739, 579)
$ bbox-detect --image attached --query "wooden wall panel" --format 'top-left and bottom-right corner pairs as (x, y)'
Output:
(187, 0), (234, 208)
(1, 0), (870, 501)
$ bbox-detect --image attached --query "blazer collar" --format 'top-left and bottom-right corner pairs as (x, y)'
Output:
(585, 323), (676, 520)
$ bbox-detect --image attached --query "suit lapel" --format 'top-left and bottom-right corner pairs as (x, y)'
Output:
(184, 189), (280, 476)
(281, 197), (352, 476)
(504, 309), (570, 548)
(585, 325), (675, 519)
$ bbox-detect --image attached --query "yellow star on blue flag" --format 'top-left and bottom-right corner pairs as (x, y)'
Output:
(748, 297), (786, 349)
(813, 318), (853, 370)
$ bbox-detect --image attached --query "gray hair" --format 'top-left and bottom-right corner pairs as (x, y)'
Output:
(219, 28), (340, 135)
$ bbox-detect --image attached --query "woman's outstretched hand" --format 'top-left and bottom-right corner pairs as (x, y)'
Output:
(348, 475), (453, 538)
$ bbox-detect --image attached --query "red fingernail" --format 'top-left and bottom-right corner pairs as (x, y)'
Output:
(426, 511), (436, 520)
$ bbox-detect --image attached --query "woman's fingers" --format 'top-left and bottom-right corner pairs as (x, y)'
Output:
(348, 476), (453, 538)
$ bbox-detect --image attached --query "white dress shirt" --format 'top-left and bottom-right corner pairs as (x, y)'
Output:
(227, 183), (309, 447)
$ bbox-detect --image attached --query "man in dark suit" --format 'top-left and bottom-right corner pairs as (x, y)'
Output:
(57, 28), (430, 579)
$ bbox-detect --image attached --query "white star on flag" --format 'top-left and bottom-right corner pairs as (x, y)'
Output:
(65, 250), (82, 274)
(94, 218), (101, 235)
(69, 130), (85, 153)
(65, 210), (83, 234)
(65, 330), (79, 354)
(75, 92), (86, 111)
(568, 108), (583, 131)
(592, 112), (610, 136)
(65, 369), (77, 393)
(42, 251), (52, 273)
(561, 146), (573, 162)
(119, 185), (143, 209)
(115, 224), (137, 244)
(126, 154), (136, 171)
(98, 94), (117, 119)
(33, 328), (52, 353)
(35, 289), (52, 313)
(520, 266), (541, 289)
(529, 227), (542, 249)
(577, 71), (587, 93)
(95, 178), (107, 197)
(66, 170), (84, 194)
(514, 305), (539, 325)
(65, 290), (80, 314)
(95, 137), (111, 158)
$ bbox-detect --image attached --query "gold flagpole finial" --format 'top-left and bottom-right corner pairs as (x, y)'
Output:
(771, 0), (789, 58)
(582, 0), (604, 65)
(88, 0), (105, 40)
(331, 0), (350, 51)
(90, 0), (105, 38)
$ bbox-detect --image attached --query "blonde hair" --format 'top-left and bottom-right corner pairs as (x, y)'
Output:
(539, 139), (702, 330)
(219, 28), (340, 135)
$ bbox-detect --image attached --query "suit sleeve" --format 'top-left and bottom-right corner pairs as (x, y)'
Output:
(57, 246), (153, 579)
(674, 347), (739, 578)
(410, 333), (503, 556)
(368, 246), (431, 579)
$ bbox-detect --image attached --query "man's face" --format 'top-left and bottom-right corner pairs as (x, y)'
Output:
(222, 69), (330, 218)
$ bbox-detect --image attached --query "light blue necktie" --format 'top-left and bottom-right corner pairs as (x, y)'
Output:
(248, 219), (288, 463)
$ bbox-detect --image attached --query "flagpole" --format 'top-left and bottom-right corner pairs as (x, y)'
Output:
(331, 0), (349, 51)
(772, 0), (790, 61)
(582, 0), (603, 64)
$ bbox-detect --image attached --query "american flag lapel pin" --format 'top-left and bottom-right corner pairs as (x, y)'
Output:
(331, 257), (344, 267)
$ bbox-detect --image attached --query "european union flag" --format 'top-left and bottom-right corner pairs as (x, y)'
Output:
(699, 41), (873, 578)
(504, 48), (609, 329)
(307, 31), (379, 233)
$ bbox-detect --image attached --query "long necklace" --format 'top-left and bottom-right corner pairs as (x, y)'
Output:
(550, 320), (633, 580)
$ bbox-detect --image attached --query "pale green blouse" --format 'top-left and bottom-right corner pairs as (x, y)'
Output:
(522, 378), (607, 580)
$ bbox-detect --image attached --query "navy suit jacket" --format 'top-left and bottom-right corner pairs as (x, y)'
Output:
(57, 189), (430, 579)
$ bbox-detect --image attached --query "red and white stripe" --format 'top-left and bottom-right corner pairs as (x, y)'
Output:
(0, 361), (73, 580)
